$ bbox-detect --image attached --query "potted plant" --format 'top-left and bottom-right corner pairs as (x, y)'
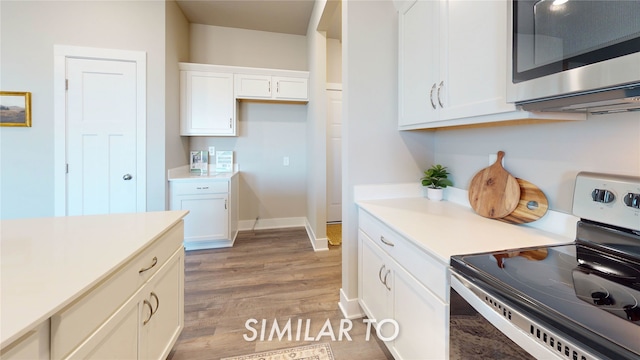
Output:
(421, 164), (453, 201)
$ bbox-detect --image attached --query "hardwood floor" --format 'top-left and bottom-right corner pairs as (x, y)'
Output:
(168, 227), (393, 360)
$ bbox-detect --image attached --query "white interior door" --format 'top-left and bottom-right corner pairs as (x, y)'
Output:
(327, 88), (342, 223)
(66, 58), (139, 215)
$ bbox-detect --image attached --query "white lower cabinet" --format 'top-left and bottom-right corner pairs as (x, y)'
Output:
(358, 210), (449, 360)
(169, 175), (239, 250)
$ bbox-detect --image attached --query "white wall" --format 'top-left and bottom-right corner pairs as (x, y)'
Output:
(0, 0), (168, 219)
(341, 0), (436, 312)
(188, 24), (309, 224)
(434, 112), (640, 213)
(190, 24), (307, 70)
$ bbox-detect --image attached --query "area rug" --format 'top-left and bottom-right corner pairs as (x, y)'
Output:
(221, 343), (334, 360)
(326, 223), (342, 246)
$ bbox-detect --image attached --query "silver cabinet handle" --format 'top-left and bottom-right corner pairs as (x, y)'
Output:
(429, 83), (437, 109)
(277, 81), (279, 93)
(268, 81), (271, 93)
(383, 270), (391, 291)
(123, 174), (133, 180)
(225, 199), (228, 210)
(380, 236), (394, 247)
(437, 81), (444, 108)
(150, 292), (159, 315)
(378, 265), (386, 284)
(139, 256), (158, 274)
(143, 299), (153, 325)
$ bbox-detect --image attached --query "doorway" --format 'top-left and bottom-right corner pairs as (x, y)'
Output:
(54, 46), (147, 216)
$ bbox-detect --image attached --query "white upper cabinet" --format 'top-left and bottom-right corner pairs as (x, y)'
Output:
(180, 70), (235, 136)
(235, 74), (308, 101)
(179, 63), (309, 137)
(398, 0), (585, 130)
(398, 0), (441, 126)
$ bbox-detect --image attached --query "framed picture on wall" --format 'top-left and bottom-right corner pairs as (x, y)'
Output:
(0, 91), (31, 127)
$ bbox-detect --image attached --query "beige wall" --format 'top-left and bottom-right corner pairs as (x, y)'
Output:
(326, 38), (342, 84)
(165, 0), (191, 208)
(188, 24), (309, 223)
(190, 24), (307, 70)
(190, 102), (308, 222)
(0, 0), (168, 219)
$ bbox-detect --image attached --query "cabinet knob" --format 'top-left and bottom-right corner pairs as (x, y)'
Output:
(123, 173), (133, 181)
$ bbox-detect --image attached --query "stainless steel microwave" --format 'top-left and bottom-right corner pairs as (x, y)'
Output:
(507, 0), (640, 114)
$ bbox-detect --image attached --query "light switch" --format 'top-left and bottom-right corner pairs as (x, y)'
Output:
(209, 146), (216, 156)
(283, 156), (290, 166)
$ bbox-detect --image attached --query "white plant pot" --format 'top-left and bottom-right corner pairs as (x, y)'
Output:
(426, 187), (444, 201)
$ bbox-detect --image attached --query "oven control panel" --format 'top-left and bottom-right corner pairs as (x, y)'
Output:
(573, 172), (640, 231)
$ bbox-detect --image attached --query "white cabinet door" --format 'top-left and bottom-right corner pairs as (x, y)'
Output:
(66, 296), (139, 360)
(235, 74), (308, 101)
(359, 232), (392, 326)
(139, 249), (184, 360)
(173, 193), (229, 242)
(180, 71), (235, 136)
(440, 0), (516, 121)
(392, 265), (448, 360)
(273, 77), (308, 100)
(234, 74), (272, 99)
(398, 0), (441, 127)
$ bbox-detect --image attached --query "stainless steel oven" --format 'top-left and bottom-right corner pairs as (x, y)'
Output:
(450, 172), (640, 360)
(507, 0), (640, 113)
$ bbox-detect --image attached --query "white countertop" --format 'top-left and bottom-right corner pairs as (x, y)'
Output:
(357, 197), (574, 264)
(0, 210), (188, 348)
(167, 165), (238, 181)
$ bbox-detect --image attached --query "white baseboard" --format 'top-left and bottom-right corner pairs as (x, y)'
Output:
(238, 217), (306, 231)
(339, 288), (364, 319)
(305, 218), (328, 252)
(237, 217), (328, 252)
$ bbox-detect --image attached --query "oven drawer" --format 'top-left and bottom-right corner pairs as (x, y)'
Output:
(359, 210), (448, 301)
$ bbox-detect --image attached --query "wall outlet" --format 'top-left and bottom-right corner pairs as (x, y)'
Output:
(489, 153), (505, 167)
(208, 146), (216, 156)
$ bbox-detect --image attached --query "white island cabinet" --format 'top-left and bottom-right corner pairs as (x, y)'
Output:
(168, 167), (239, 250)
(0, 210), (188, 360)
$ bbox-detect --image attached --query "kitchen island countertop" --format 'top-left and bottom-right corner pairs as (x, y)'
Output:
(357, 197), (573, 265)
(0, 210), (188, 349)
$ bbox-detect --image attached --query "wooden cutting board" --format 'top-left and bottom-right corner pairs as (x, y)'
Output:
(499, 178), (549, 224)
(468, 151), (520, 218)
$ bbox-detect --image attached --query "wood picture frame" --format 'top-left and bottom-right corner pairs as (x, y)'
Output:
(0, 91), (32, 127)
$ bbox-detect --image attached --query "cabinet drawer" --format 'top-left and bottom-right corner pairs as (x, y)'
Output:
(359, 211), (398, 257)
(359, 211), (448, 302)
(171, 181), (228, 195)
(50, 222), (183, 360)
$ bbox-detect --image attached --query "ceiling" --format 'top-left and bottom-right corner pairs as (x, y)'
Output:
(175, 0), (341, 40)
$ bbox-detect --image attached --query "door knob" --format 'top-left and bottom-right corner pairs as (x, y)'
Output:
(123, 174), (133, 180)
